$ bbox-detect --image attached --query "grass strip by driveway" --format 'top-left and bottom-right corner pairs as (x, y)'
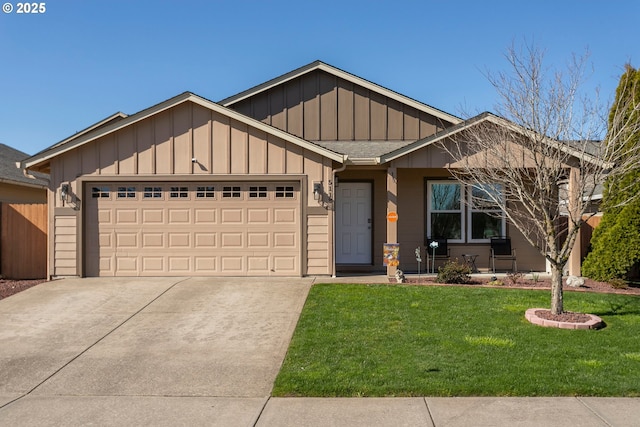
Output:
(273, 284), (640, 397)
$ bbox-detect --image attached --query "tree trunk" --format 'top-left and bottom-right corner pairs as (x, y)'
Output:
(550, 265), (564, 314)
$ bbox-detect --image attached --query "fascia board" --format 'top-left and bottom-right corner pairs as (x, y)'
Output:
(378, 118), (479, 164)
(23, 92), (345, 170)
(314, 63), (462, 125)
(220, 61), (462, 125)
(379, 113), (603, 167)
(218, 61), (323, 106)
(22, 93), (194, 170)
(30, 112), (129, 158)
(483, 115), (604, 166)
(187, 95), (345, 163)
(0, 176), (48, 189)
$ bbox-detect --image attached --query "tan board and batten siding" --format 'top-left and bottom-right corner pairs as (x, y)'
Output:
(47, 69), (460, 278)
(49, 101), (334, 277)
(33, 62), (558, 278)
(227, 69), (446, 141)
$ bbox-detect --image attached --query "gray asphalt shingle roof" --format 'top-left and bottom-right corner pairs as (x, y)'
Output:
(311, 140), (416, 160)
(0, 143), (48, 187)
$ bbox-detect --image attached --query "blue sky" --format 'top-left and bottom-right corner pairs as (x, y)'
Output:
(1, 0), (638, 155)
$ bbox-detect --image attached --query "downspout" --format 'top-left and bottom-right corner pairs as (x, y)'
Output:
(331, 156), (349, 278)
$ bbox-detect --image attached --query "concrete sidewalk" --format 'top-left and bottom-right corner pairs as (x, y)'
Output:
(0, 276), (638, 426)
(2, 395), (638, 426)
(257, 397), (640, 426)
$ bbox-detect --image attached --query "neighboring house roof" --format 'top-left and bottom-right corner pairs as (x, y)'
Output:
(219, 60), (463, 126)
(22, 91), (346, 171)
(564, 139), (602, 158)
(0, 143), (48, 188)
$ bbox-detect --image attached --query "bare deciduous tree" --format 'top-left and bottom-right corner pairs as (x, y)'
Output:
(441, 44), (640, 314)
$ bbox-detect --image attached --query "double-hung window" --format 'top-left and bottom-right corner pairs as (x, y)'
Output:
(427, 181), (506, 243)
(427, 181), (464, 243)
(468, 184), (505, 242)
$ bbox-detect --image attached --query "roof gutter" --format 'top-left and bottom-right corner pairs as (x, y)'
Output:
(219, 61), (462, 125)
(346, 157), (380, 166)
(0, 175), (48, 189)
(22, 92), (346, 170)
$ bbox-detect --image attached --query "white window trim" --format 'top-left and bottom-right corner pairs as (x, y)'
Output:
(426, 180), (465, 244)
(427, 181), (507, 244)
(467, 189), (506, 243)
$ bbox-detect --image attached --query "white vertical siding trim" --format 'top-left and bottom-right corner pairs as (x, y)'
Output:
(54, 215), (77, 276)
(306, 214), (329, 274)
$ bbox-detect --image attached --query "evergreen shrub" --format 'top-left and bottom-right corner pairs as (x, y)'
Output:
(436, 259), (472, 284)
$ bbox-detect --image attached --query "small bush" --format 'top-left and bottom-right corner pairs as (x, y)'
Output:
(487, 280), (504, 286)
(506, 272), (523, 285)
(436, 259), (472, 284)
(609, 278), (629, 289)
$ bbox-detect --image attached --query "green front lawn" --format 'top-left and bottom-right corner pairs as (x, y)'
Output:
(273, 284), (640, 397)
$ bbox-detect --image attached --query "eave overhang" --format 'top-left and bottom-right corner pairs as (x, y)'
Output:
(219, 60), (462, 126)
(378, 112), (605, 167)
(22, 92), (346, 171)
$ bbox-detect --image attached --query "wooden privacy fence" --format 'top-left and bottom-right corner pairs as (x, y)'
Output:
(556, 215), (602, 262)
(0, 203), (47, 279)
(580, 215), (602, 261)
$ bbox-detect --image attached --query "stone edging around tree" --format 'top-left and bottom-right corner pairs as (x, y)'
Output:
(525, 308), (604, 330)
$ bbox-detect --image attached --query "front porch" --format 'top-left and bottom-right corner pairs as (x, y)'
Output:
(321, 272), (554, 283)
(333, 165), (581, 278)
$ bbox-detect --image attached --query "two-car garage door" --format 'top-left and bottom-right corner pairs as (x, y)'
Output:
(84, 182), (301, 277)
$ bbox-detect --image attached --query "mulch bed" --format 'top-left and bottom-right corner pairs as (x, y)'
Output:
(2, 277), (638, 323)
(398, 276), (640, 296)
(533, 310), (594, 323)
(0, 279), (46, 300)
(396, 276), (640, 323)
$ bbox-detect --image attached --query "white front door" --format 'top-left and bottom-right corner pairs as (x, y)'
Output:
(336, 182), (372, 264)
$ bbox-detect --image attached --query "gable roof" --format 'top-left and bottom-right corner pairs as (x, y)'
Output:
(0, 143), (48, 188)
(22, 92), (346, 171)
(378, 112), (605, 166)
(219, 60), (463, 126)
(31, 112), (129, 159)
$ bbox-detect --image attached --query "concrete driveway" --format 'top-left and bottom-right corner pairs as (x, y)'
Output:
(0, 276), (312, 425)
(5, 277), (638, 426)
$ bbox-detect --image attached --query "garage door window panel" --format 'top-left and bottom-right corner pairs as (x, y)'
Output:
(276, 186), (295, 199)
(170, 186), (189, 199)
(143, 186), (163, 199)
(92, 186), (111, 199)
(249, 186), (268, 199)
(223, 186), (242, 199)
(117, 186), (137, 199)
(196, 186), (215, 199)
